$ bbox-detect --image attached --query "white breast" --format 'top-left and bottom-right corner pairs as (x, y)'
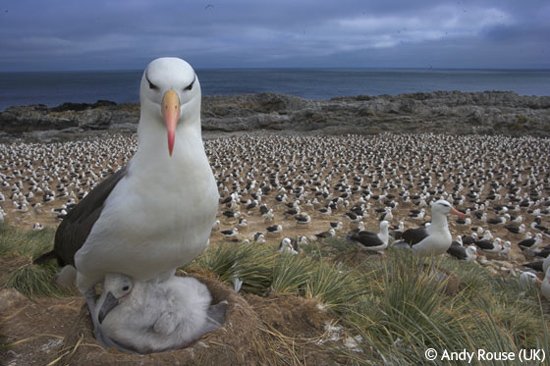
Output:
(75, 134), (219, 288)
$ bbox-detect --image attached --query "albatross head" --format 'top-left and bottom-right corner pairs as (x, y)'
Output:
(96, 273), (134, 324)
(140, 57), (201, 156)
(431, 199), (465, 218)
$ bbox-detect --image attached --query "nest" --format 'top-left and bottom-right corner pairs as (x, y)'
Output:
(57, 273), (270, 365)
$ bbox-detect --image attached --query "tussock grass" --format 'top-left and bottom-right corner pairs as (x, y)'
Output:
(191, 242), (276, 295)
(190, 239), (550, 365)
(270, 254), (313, 295)
(192, 241), (366, 311)
(304, 261), (365, 313)
(5, 263), (68, 297)
(0, 224), (67, 297)
(4, 225), (550, 364)
(0, 224), (55, 258)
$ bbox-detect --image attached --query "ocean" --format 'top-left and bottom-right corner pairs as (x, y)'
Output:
(0, 68), (549, 111)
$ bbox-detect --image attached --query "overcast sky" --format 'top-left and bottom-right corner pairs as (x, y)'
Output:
(1, 0), (549, 71)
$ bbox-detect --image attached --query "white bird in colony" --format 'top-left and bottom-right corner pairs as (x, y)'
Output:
(475, 237), (503, 253)
(544, 255), (550, 274)
(542, 268), (550, 301)
(399, 200), (465, 256)
(519, 271), (538, 290)
(447, 238), (477, 261)
(348, 220), (390, 252)
(499, 240), (512, 257)
(34, 58), (219, 336)
(95, 273), (226, 353)
(278, 237), (299, 255)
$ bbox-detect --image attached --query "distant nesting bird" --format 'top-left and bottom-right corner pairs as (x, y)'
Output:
(278, 237), (299, 255)
(266, 224), (283, 236)
(447, 239), (477, 261)
(475, 238), (503, 253)
(519, 271), (538, 290)
(294, 213), (311, 225)
(518, 233), (543, 250)
(379, 207), (393, 222)
(253, 232), (266, 244)
(315, 228), (336, 239)
(348, 221), (390, 252)
(220, 227), (239, 238)
(408, 208), (425, 220)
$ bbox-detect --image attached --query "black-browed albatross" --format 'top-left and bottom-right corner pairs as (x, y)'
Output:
(34, 57), (219, 335)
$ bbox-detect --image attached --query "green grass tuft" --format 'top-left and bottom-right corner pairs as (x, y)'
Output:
(191, 242), (276, 295)
(305, 261), (365, 313)
(0, 224), (55, 258)
(270, 254), (313, 295)
(5, 263), (67, 298)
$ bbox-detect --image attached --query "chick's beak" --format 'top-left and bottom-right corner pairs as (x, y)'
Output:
(98, 292), (119, 324)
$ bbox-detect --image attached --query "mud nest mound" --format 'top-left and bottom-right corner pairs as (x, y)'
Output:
(53, 272), (337, 365)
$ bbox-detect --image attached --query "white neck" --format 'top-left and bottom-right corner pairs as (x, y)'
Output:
(377, 225), (389, 243)
(428, 211), (449, 234)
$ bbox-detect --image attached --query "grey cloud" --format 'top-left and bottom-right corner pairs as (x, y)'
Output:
(0, 0), (548, 70)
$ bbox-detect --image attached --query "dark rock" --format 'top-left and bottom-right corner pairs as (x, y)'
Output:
(51, 100), (117, 112)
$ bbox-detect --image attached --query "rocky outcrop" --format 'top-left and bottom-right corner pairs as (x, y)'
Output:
(201, 91), (550, 136)
(1, 91), (549, 140)
(0, 101), (139, 135)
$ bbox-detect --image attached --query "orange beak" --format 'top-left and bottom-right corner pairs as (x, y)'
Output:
(162, 90), (181, 156)
(450, 207), (466, 219)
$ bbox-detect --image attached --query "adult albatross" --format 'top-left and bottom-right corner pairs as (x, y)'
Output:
(34, 57), (219, 331)
(397, 199), (465, 256)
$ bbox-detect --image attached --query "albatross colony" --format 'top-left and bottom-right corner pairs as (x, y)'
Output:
(1, 130), (550, 275)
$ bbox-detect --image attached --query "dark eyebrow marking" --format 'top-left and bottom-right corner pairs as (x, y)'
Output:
(184, 75), (197, 91)
(145, 73), (159, 90)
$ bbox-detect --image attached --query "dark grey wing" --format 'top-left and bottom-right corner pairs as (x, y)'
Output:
(350, 231), (382, 247)
(402, 227), (429, 246)
(53, 167), (127, 267)
(447, 241), (466, 260)
(474, 240), (493, 250)
(522, 261), (543, 272)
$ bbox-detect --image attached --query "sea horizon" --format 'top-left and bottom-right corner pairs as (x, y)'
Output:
(1, 67), (549, 111)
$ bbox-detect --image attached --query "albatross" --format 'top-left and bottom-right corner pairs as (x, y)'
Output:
(34, 57), (219, 334)
(348, 220), (390, 252)
(397, 199), (465, 256)
(95, 273), (226, 353)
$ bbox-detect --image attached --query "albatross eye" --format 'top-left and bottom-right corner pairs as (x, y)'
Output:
(122, 285), (130, 291)
(148, 80), (159, 91)
(184, 76), (196, 91)
(146, 74), (159, 91)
